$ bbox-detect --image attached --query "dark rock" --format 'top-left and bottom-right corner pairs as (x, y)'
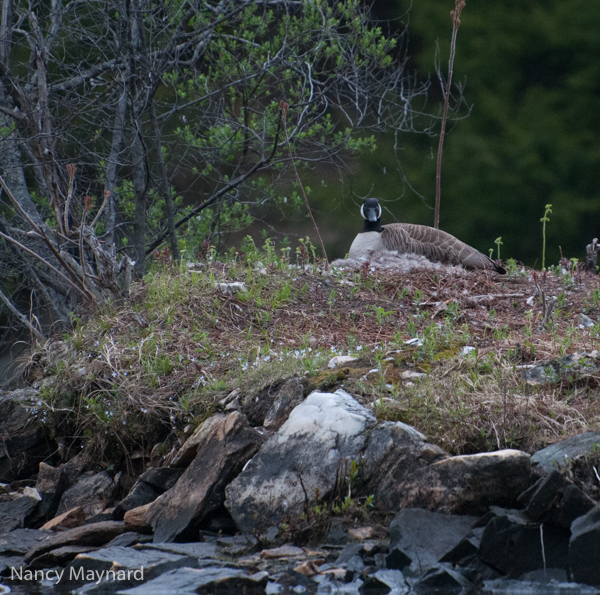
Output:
(34, 462), (68, 521)
(145, 412), (266, 542)
(28, 545), (99, 569)
(326, 521), (350, 545)
(104, 532), (153, 548)
(0, 389), (50, 482)
(346, 554), (365, 575)
(412, 565), (475, 594)
(362, 421), (448, 512)
(479, 508), (569, 577)
(65, 546), (197, 586)
(531, 432), (600, 473)
(24, 520), (126, 563)
(263, 377), (308, 430)
(0, 554), (24, 576)
(439, 527), (485, 565)
(0, 496), (39, 533)
(385, 546), (412, 571)
(457, 555), (500, 584)
(520, 568), (569, 582)
(335, 543), (364, 565)
(389, 509), (477, 573)
(56, 471), (116, 518)
(0, 528), (49, 555)
(225, 390), (376, 534)
(137, 542), (218, 560)
(137, 467), (183, 492)
(117, 566), (268, 595)
(522, 470), (596, 527)
(112, 482), (159, 521)
(569, 505), (600, 585)
(359, 569), (409, 594)
(398, 450), (533, 515)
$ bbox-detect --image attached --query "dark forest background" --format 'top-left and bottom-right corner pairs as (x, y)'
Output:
(293, 0), (600, 265)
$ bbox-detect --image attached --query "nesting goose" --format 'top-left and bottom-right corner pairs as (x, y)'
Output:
(349, 198), (506, 274)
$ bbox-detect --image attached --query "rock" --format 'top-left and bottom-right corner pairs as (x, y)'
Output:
(28, 545), (99, 569)
(0, 389), (50, 482)
(64, 546), (197, 588)
(388, 509), (477, 574)
(328, 355), (359, 368)
(335, 543), (364, 565)
(294, 560), (321, 577)
(24, 520), (126, 563)
(479, 508), (570, 577)
(35, 462), (68, 521)
(144, 412), (265, 542)
(385, 546), (412, 571)
(0, 528), (49, 554)
(117, 566), (268, 595)
(359, 569), (409, 594)
(531, 432), (600, 473)
(56, 471), (116, 518)
(412, 565), (475, 594)
(579, 313), (595, 328)
(348, 526), (373, 540)
(263, 377), (307, 430)
(0, 496), (39, 533)
(0, 554), (25, 577)
(398, 450), (533, 515)
(569, 505), (600, 585)
(137, 467), (183, 492)
(362, 421), (448, 511)
(521, 470), (596, 528)
(40, 506), (86, 531)
(123, 504), (152, 534)
(260, 545), (304, 559)
(104, 532), (153, 548)
(225, 390), (376, 534)
(214, 281), (246, 295)
(169, 413), (226, 468)
(439, 527), (485, 565)
(137, 542), (218, 560)
(521, 351), (600, 386)
(112, 482), (159, 521)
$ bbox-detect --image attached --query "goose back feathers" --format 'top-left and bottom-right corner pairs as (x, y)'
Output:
(349, 198), (506, 274)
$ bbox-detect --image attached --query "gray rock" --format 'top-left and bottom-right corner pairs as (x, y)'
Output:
(398, 450), (533, 515)
(521, 351), (600, 386)
(0, 496), (39, 533)
(335, 543), (364, 565)
(479, 508), (570, 577)
(136, 542), (218, 560)
(439, 527), (485, 565)
(104, 533), (153, 548)
(35, 462), (68, 521)
(263, 377), (307, 430)
(66, 546), (196, 587)
(569, 505), (600, 585)
(531, 432), (600, 473)
(28, 545), (99, 569)
(0, 554), (25, 577)
(137, 468), (183, 492)
(359, 569), (409, 594)
(389, 509), (477, 574)
(0, 388), (49, 482)
(24, 521), (127, 563)
(412, 565), (475, 594)
(225, 390), (376, 534)
(0, 528), (49, 554)
(144, 412), (265, 542)
(362, 421), (448, 512)
(112, 482), (159, 521)
(522, 470), (596, 527)
(57, 471), (116, 518)
(116, 566), (268, 595)
(385, 546), (413, 571)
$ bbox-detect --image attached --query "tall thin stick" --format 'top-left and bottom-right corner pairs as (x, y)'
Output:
(280, 100), (329, 268)
(434, 0), (466, 230)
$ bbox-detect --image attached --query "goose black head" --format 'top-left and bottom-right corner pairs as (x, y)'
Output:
(360, 198), (384, 232)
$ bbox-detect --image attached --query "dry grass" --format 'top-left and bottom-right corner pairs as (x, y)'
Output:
(21, 243), (600, 467)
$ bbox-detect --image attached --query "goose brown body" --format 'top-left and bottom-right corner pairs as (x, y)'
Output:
(349, 198), (506, 274)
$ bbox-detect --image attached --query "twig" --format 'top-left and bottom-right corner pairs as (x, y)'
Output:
(0, 286), (45, 341)
(434, 0), (466, 229)
(280, 100), (329, 268)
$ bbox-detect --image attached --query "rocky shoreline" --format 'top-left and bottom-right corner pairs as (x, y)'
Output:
(2, 378), (600, 594)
